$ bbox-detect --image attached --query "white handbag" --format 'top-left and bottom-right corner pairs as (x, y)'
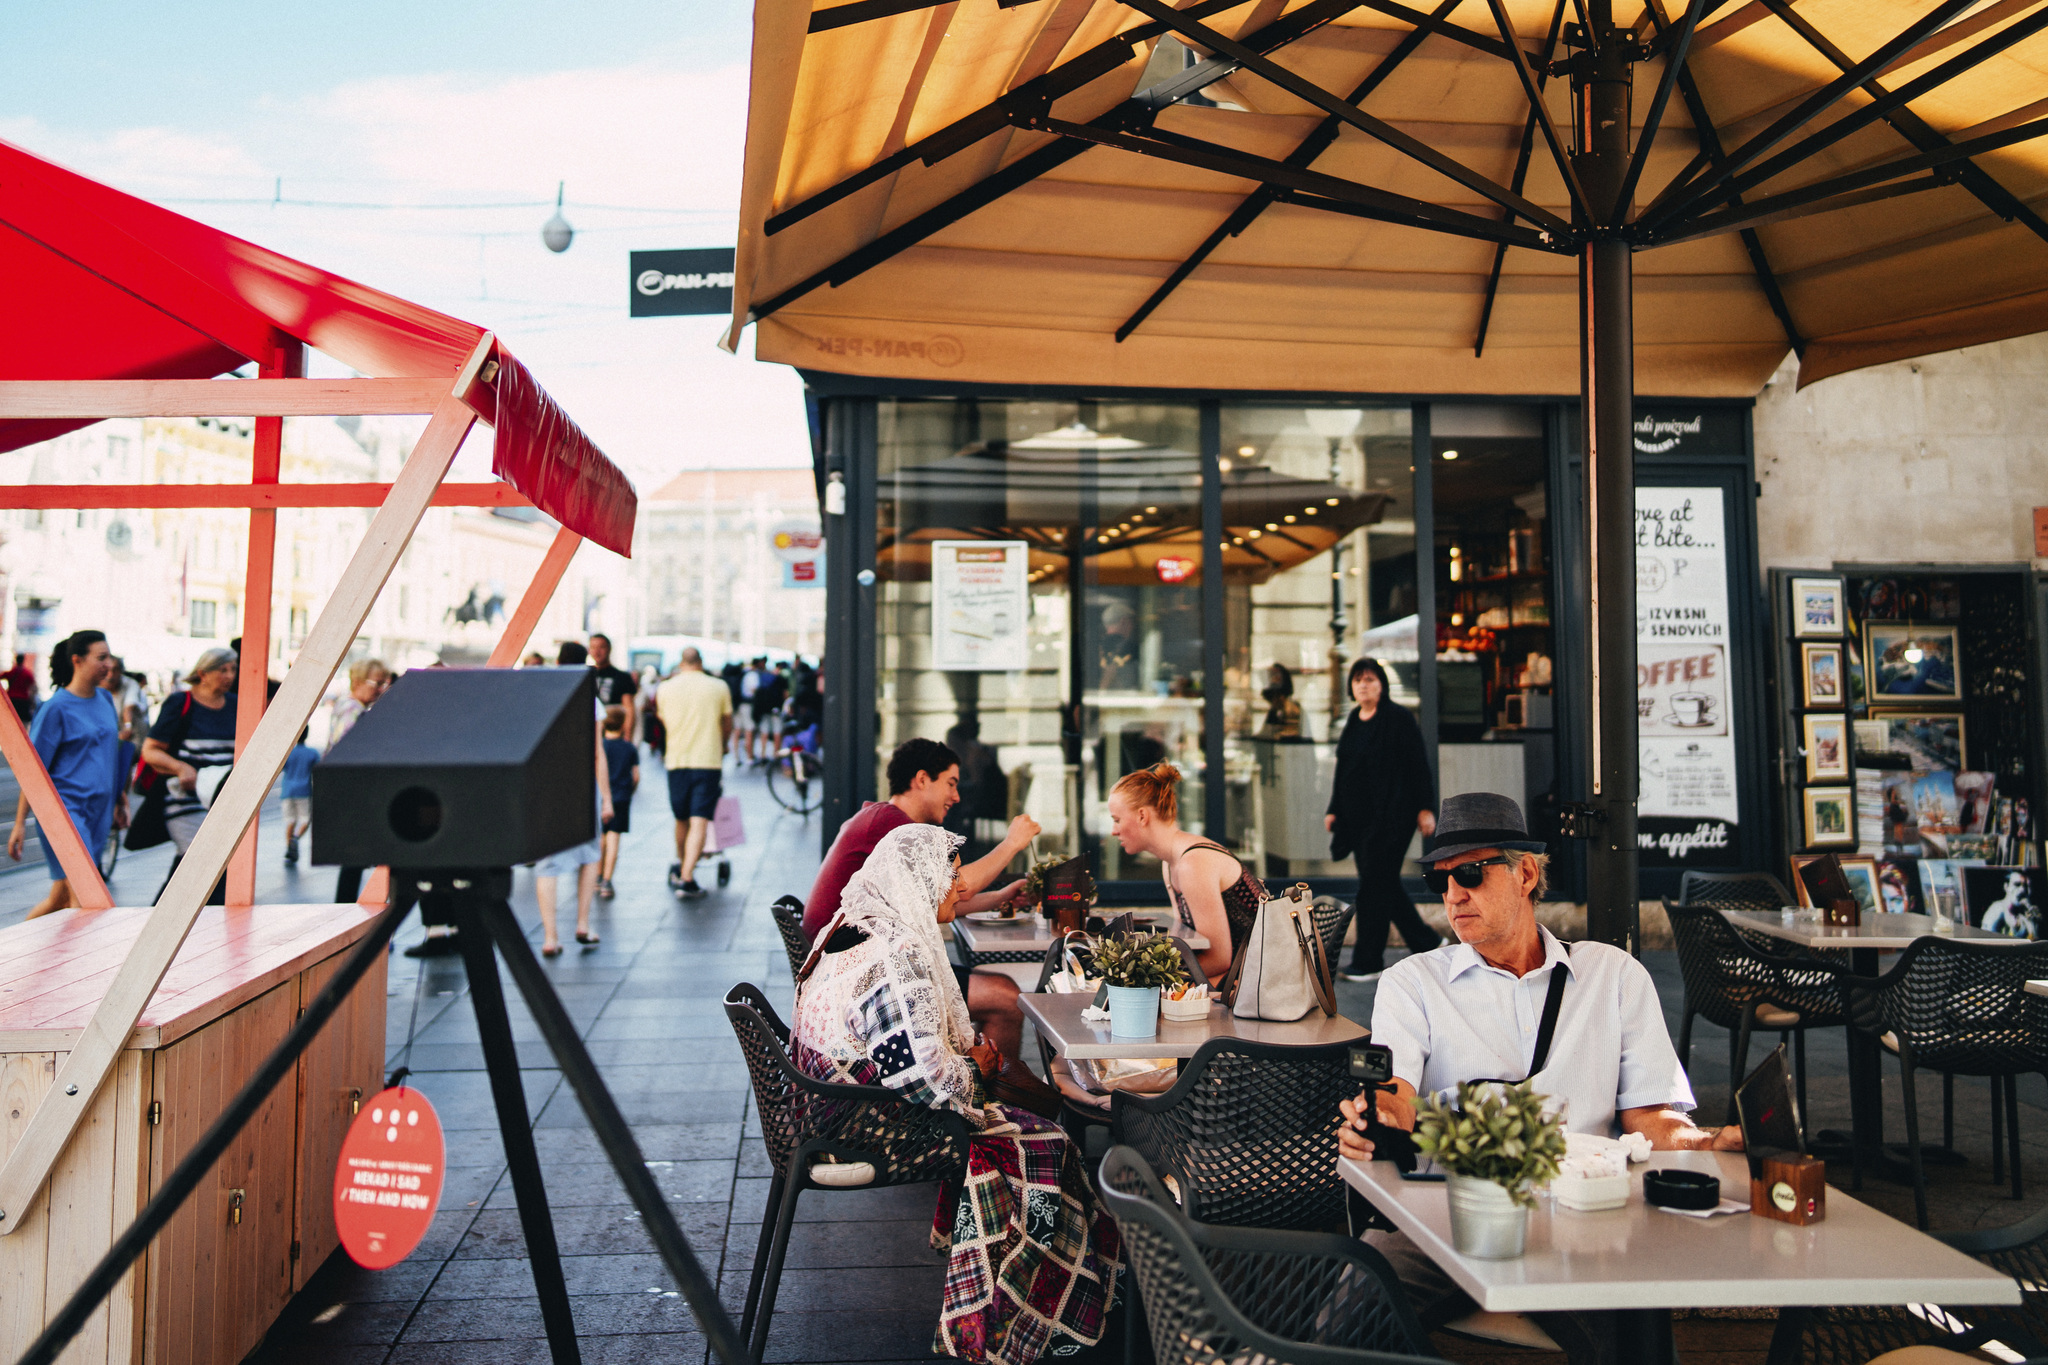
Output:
(1219, 882), (1337, 1022)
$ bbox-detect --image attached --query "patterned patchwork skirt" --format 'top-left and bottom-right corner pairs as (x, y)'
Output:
(934, 1105), (1122, 1365)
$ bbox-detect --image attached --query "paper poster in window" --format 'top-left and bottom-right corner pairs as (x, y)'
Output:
(931, 541), (1028, 672)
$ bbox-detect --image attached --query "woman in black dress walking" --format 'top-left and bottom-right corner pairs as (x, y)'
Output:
(1324, 657), (1440, 980)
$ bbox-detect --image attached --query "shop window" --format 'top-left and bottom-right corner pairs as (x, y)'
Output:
(875, 399), (1204, 887)
(190, 599), (217, 638)
(1217, 406), (1413, 880)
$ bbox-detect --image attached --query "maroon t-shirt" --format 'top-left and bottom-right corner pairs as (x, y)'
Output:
(803, 801), (914, 941)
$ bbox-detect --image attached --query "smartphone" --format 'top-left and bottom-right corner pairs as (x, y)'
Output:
(1398, 1156), (1444, 1182)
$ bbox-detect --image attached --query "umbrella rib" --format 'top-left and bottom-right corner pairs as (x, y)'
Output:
(1116, 0), (1463, 344)
(1612, 0), (1712, 223)
(1651, 174), (1950, 245)
(810, 0), (985, 33)
(1475, 0), (1568, 359)
(1115, 0), (1572, 237)
(1645, 111), (2048, 244)
(1480, 0), (1593, 226)
(1741, 0), (2048, 245)
(1642, 0), (1977, 228)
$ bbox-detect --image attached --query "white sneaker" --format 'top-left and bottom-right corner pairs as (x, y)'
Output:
(1340, 969), (1383, 983)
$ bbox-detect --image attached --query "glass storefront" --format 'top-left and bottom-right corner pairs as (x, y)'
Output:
(822, 385), (1768, 900)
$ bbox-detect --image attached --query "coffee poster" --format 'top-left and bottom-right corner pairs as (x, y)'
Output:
(1636, 488), (1740, 827)
(931, 540), (1029, 671)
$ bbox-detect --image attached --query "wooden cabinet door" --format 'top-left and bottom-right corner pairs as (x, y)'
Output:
(146, 981), (297, 1365)
(292, 949), (388, 1291)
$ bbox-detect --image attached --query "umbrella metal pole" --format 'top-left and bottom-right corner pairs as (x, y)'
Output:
(1576, 9), (1640, 950)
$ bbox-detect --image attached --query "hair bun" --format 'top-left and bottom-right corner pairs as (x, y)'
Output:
(1148, 762), (1181, 787)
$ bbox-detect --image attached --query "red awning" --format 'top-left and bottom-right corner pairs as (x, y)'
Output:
(0, 139), (635, 556)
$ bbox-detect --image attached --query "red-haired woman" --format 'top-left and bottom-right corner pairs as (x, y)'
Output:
(1104, 762), (1265, 983)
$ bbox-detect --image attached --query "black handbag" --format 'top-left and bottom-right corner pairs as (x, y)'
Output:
(124, 694), (193, 852)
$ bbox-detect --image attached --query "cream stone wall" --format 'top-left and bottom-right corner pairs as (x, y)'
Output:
(1752, 332), (2048, 569)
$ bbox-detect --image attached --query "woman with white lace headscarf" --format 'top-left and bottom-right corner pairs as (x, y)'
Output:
(793, 824), (1121, 1365)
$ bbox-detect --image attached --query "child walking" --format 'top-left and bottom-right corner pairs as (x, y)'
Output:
(281, 727), (318, 864)
(598, 705), (639, 899)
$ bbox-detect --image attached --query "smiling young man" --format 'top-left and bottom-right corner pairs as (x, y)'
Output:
(1336, 792), (1738, 1339)
(804, 737), (1040, 1058)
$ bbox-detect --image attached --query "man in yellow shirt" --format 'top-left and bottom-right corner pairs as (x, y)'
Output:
(656, 647), (734, 898)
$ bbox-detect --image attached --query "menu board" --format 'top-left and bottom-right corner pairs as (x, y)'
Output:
(1637, 488), (1741, 848)
(931, 540), (1028, 671)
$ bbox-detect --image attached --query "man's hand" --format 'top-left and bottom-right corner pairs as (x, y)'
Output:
(1337, 1086), (1416, 1161)
(1003, 814), (1041, 851)
(1619, 1104), (1746, 1151)
(993, 878), (1027, 906)
(1324, 814), (1337, 833)
(967, 1041), (1002, 1078)
(175, 763), (198, 794)
(1417, 810), (1437, 837)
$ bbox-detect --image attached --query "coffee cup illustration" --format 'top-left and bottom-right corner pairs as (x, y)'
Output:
(1667, 692), (1715, 727)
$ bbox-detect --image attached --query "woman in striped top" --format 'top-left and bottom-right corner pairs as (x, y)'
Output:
(142, 646), (238, 903)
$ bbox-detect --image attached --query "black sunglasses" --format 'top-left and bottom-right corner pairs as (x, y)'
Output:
(1422, 856), (1512, 895)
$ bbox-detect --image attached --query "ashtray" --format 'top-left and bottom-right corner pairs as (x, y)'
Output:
(1642, 1169), (1720, 1211)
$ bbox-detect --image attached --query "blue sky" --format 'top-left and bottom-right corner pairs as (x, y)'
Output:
(0, 1), (806, 485)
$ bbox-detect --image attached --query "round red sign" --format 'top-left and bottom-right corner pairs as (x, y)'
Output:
(333, 1086), (445, 1269)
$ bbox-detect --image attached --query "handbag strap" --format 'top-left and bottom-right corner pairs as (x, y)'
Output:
(1526, 949), (1571, 1079)
(1283, 899), (1339, 1017)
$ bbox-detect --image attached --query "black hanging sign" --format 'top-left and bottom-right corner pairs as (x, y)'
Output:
(630, 248), (737, 317)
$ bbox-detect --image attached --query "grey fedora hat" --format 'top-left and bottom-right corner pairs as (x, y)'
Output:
(1423, 792), (1547, 864)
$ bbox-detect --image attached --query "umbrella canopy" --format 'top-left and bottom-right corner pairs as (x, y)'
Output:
(0, 139), (636, 555)
(730, 0), (2048, 396)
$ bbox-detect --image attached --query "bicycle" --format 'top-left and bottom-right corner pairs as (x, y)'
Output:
(99, 826), (120, 879)
(766, 743), (823, 815)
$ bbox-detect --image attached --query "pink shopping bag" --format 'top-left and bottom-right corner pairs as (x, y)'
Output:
(712, 794), (747, 849)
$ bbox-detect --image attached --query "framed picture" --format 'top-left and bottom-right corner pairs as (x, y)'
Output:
(1864, 622), (1961, 701)
(1800, 642), (1844, 706)
(1802, 713), (1851, 782)
(1803, 786), (1857, 847)
(1961, 866), (2044, 938)
(1876, 857), (1919, 914)
(1838, 856), (1882, 918)
(1791, 576), (1846, 638)
(1869, 709), (1966, 772)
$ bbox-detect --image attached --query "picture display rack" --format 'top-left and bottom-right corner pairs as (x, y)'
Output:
(1781, 573), (1858, 854)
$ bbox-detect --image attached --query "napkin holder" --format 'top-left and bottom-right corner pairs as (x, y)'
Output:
(1747, 1147), (1826, 1225)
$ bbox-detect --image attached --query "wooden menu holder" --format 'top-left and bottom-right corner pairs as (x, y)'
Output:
(1749, 1148), (1827, 1225)
(1039, 856), (1091, 934)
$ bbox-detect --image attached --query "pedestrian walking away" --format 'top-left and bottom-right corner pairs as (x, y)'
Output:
(655, 646), (731, 899)
(805, 736), (1039, 1060)
(4, 651), (38, 723)
(536, 651), (613, 955)
(750, 659), (786, 763)
(597, 704), (638, 900)
(8, 631), (125, 919)
(1326, 655), (1441, 981)
(138, 645), (239, 907)
(326, 658), (391, 916)
(280, 727), (318, 864)
(587, 632), (639, 740)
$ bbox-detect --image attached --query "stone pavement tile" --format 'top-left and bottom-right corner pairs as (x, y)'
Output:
(430, 1252), (684, 1298)
(482, 1159), (736, 1209)
(455, 1202), (729, 1260)
(582, 1037), (740, 1067)
(389, 1040), (559, 1072)
(533, 1122), (743, 1165)
(398, 1291), (705, 1341)
(584, 1014), (748, 1041)
(402, 1068), (562, 1127)
(592, 996), (749, 1020)
(756, 1309), (940, 1362)
(282, 1297), (419, 1346)
(532, 1088), (749, 1128)
(714, 1265), (944, 1317)
(578, 1331), (710, 1365)
(554, 1062), (752, 1094)
(737, 1139), (775, 1178)
(727, 1178), (940, 1223)
(386, 1341), (555, 1365)
(720, 1218), (941, 1272)
(324, 1260), (442, 1305)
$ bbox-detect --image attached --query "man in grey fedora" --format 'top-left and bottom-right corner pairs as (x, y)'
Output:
(1337, 793), (1739, 1340)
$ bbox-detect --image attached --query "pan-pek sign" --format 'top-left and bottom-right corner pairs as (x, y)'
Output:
(629, 248), (737, 317)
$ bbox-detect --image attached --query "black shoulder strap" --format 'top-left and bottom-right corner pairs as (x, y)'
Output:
(1526, 946), (1571, 1079)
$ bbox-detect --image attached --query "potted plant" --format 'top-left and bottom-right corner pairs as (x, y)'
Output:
(1091, 932), (1188, 1037)
(1414, 1081), (1568, 1259)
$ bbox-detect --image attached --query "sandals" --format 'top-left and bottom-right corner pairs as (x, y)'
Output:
(576, 931), (601, 949)
(541, 943), (564, 958)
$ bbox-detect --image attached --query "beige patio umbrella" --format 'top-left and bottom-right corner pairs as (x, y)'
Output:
(727, 0), (2048, 944)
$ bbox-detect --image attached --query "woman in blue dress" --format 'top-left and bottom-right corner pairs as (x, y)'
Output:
(6, 630), (124, 918)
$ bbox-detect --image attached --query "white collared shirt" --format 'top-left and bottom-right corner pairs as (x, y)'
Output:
(1370, 926), (1695, 1137)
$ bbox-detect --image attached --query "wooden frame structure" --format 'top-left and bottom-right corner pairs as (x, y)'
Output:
(0, 140), (634, 1242)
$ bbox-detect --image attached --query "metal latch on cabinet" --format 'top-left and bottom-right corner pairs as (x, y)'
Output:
(148, 1100), (161, 1126)
(227, 1189), (245, 1227)
(347, 1087), (363, 1115)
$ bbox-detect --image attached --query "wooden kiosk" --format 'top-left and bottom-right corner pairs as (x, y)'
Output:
(0, 140), (636, 1363)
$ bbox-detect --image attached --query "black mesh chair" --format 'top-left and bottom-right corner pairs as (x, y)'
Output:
(1838, 937), (2048, 1228)
(768, 895), (808, 981)
(1110, 1035), (1359, 1232)
(1768, 1202), (2048, 1364)
(1679, 870), (1798, 912)
(725, 983), (971, 1362)
(1311, 895), (1357, 971)
(1099, 1146), (1441, 1365)
(1664, 901), (1848, 1135)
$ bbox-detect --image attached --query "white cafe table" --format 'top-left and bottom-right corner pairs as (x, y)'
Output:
(951, 910), (1208, 972)
(1017, 989), (1362, 1062)
(1341, 1148), (2017, 1361)
(1720, 909), (2038, 1171)
(2023, 980), (2048, 998)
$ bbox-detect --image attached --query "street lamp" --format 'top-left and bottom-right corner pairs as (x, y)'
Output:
(1304, 409), (1362, 722)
